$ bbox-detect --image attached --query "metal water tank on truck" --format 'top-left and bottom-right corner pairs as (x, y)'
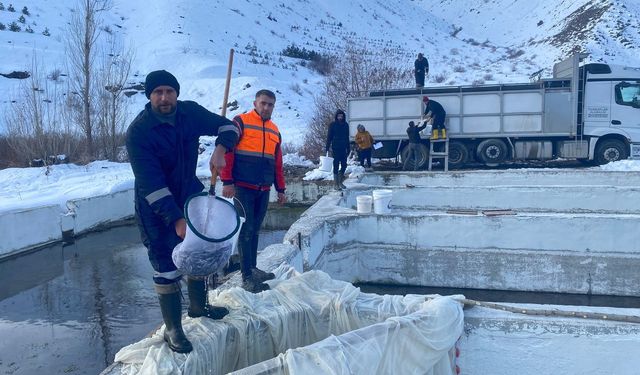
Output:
(346, 54), (640, 168)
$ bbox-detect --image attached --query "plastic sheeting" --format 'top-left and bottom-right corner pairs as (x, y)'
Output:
(113, 267), (464, 375)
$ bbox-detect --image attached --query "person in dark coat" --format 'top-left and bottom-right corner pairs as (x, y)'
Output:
(325, 109), (351, 190)
(414, 53), (429, 88)
(404, 120), (427, 171)
(126, 70), (240, 354)
(423, 96), (447, 139)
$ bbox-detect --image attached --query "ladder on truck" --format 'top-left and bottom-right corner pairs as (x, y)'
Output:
(428, 138), (449, 172)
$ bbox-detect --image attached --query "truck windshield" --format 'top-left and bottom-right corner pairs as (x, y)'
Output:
(615, 82), (640, 108)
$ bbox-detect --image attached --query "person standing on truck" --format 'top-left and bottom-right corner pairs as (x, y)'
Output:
(126, 70), (240, 353)
(326, 109), (351, 190)
(414, 53), (429, 88)
(221, 89), (287, 294)
(404, 120), (427, 171)
(423, 96), (446, 139)
(354, 124), (374, 169)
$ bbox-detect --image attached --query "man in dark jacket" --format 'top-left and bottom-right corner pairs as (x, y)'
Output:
(423, 96), (447, 139)
(126, 70), (240, 354)
(404, 120), (427, 171)
(325, 109), (351, 190)
(220, 89), (286, 293)
(414, 53), (429, 88)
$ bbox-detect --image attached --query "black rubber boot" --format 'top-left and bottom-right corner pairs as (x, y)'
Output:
(251, 267), (275, 283)
(242, 274), (270, 293)
(187, 277), (229, 320)
(157, 291), (193, 353)
(338, 172), (347, 189)
(333, 173), (342, 190)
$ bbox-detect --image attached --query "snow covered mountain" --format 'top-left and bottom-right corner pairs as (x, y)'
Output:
(0, 0), (639, 146)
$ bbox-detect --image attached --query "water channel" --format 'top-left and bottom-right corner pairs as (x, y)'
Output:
(0, 224), (285, 375)
(3, 223), (640, 374)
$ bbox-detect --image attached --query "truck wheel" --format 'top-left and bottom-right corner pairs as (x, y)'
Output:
(448, 141), (469, 168)
(477, 139), (508, 166)
(595, 139), (628, 165)
(401, 143), (429, 170)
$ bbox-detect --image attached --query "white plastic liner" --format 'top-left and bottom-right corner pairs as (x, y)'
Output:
(113, 268), (463, 375)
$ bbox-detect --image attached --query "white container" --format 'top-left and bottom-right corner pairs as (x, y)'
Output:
(319, 156), (333, 172)
(372, 189), (393, 214)
(356, 195), (373, 214)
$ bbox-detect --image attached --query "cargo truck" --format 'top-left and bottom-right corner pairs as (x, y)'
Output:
(347, 54), (640, 168)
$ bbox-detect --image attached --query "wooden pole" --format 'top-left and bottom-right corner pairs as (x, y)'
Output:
(221, 48), (235, 117)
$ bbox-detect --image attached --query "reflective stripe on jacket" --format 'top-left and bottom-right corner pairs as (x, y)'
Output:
(126, 100), (239, 243)
(220, 110), (286, 192)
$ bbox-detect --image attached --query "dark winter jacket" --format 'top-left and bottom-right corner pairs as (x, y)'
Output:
(424, 99), (446, 126)
(415, 57), (429, 75)
(126, 100), (239, 243)
(407, 123), (427, 143)
(325, 109), (351, 153)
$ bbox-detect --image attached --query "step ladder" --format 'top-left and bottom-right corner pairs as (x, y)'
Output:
(428, 137), (449, 172)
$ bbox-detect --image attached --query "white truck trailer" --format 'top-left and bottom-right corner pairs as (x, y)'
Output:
(347, 54), (640, 168)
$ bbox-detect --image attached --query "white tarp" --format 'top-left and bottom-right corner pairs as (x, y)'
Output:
(113, 268), (464, 374)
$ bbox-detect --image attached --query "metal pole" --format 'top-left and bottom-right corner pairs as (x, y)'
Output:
(221, 48), (235, 117)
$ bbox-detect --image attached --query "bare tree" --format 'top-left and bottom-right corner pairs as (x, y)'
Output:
(301, 42), (413, 159)
(5, 55), (79, 165)
(65, 0), (112, 160)
(96, 34), (134, 160)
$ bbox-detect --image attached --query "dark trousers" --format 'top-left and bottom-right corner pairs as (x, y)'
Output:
(332, 148), (348, 174)
(415, 72), (425, 87)
(234, 186), (270, 280)
(358, 148), (372, 167)
(137, 213), (182, 285)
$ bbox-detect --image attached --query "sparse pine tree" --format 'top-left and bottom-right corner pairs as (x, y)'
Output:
(0, 22), (5, 31)
(7, 3), (14, 12)
(42, 27), (50, 36)
(25, 25), (33, 33)
(18, 14), (25, 23)
(8, 21), (20, 32)
(21, 6), (29, 15)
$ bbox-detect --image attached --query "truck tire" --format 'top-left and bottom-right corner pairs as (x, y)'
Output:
(594, 139), (628, 165)
(401, 143), (429, 170)
(448, 141), (469, 168)
(477, 139), (508, 166)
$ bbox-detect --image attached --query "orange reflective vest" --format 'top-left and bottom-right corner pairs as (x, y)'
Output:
(220, 110), (286, 192)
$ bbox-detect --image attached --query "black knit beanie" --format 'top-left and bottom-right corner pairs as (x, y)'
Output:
(145, 70), (180, 99)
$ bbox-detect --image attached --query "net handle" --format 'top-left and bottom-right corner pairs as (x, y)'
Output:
(208, 166), (218, 196)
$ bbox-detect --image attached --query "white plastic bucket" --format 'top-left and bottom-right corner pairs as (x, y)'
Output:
(319, 155), (333, 172)
(356, 195), (373, 214)
(372, 189), (393, 214)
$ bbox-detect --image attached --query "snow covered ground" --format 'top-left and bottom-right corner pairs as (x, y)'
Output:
(1, 157), (639, 215)
(1, 0), (639, 145)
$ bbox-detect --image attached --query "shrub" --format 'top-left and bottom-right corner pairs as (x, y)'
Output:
(21, 6), (28, 15)
(42, 27), (50, 36)
(453, 65), (466, 73)
(8, 3), (15, 12)
(0, 23), (5, 31)
(0, 3), (4, 11)
(8, 21), (20, 32)
(301, 41), (412, 160)
(18, 14), (25, 23)
(25, 25), (33, 33)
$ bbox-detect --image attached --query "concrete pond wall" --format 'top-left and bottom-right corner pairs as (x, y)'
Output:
(1, 178), (329, 259)
(283, 169), (640, 297)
